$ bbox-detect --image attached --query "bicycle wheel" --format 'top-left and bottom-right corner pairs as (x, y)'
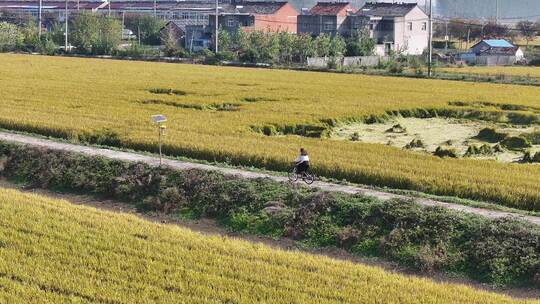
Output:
(288, 167), (299, 182)
(302, 172), (315, 185)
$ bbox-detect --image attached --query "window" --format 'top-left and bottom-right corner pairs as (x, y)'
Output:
(407, 22), (413, 31)
(421, 22), (427, 31)
(323, 22), (333, 31)
(380, 21), (393, 31)
(227, 17), (236, 27)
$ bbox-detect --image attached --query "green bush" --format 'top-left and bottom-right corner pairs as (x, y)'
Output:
(404, 138), (424, 149)
(215, 51), (236, 62)
(465, 144), (493, 156)
(501, 136), (532, 150)
(0, 141), (538, 287)
(522, 150), (540, 163)
(475, 127), (508, 142)
(434, 146), (458, 158)
(386, 61), (404, 74)
(521, 131), (540, 145)
(0, 22), (23, 52)
(385, 124), (407, 133)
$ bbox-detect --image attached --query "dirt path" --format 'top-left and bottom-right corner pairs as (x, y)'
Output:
(0, 131), (539, 225)
(0, 179), (537, 300)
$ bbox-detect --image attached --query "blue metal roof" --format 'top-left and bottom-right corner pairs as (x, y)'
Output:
(483, 39), (514, 48)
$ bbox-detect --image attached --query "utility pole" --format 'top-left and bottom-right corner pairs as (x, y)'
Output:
(154, 0), (157, 18)
(214, 0), (218, 53)
(481, 20), (485, 38)
(428, 0), (433, 77)
(121, 11), (125, 40)
(108, 0), (111, 17)
(77, 0), (79, 11)
(64, 0), (68, 52)
(495, 0), (500, 23)
(466, 28), (470, 49)
(38, 0), (43, 38)
(444, 20), (448, 51)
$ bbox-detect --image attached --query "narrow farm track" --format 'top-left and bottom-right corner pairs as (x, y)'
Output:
(0, 131), (539, 225)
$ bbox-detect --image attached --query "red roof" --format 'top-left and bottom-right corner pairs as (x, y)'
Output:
(309, 2), (353, 16)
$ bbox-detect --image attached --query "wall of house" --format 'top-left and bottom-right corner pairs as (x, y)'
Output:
(297, 15), (339, 36)
(341, 16), (369, 37)
(394, 6), (428, 55)
(336, 15), (349, 36)
(297, 15), (319, 35)
(372, 20), (394, 45)
(253, 4), (297, 33)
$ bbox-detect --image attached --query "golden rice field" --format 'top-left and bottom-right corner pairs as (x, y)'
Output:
(1, 54), (540, 211)
(0, 187), (536, 304)
(440, 66), (540, 78)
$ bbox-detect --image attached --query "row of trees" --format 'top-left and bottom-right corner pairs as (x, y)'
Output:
(0, 12), (375, 64)
(434, 19), (540, 46)
(0, 12), (166, 55)
(215, 28), (375, 64)
(0, 13), (122, 54)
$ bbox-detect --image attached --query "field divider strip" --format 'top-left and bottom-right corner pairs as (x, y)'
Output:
(0, 131), (538, 225)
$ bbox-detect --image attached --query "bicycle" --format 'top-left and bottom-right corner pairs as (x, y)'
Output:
(288, 166), (315, 185)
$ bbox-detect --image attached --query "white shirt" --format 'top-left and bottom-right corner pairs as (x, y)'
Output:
(295, 155), (309, 163)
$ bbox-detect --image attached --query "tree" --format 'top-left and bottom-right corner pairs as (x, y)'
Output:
(93, 16), (122, 54)
(124, 14), (165, 45)
(70, 13), (121, 55)
(329, 34), (346, 57)
(517, 21), (536, 46)
(0, 22), (23, 51)
(292, 34), (315, 63)
(448, 19), (467, 40)
(218, 29), (232, 52)
(314, 34), (331, 57)
(160, 26), (182, 57)
(258, 31), (279, 63)
(48, 22), (66, 46)
(70, 13), (98, 53)
(278, 31), (294, 64)
(482, 22), (508, 38)
(345, 28), (375, 56)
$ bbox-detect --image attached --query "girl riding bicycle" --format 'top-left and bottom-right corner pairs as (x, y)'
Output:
(294, 148), (310, 174)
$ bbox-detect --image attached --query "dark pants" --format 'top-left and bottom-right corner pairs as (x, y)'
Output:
(296, 161), (309, 173)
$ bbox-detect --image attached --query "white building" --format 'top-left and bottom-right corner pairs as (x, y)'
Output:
(354, 3), (429, 55)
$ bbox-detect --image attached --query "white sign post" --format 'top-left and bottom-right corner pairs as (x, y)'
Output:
(151, 115), (167, 166)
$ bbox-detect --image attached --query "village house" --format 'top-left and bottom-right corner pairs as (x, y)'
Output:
(208, 1), (298, 34)
(470, 39), (519, 56)
(352, 2), (429, 55)
(160, 20), (185, 44)
(459, 39), (523, 65)
(297, 2), (355, 37)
